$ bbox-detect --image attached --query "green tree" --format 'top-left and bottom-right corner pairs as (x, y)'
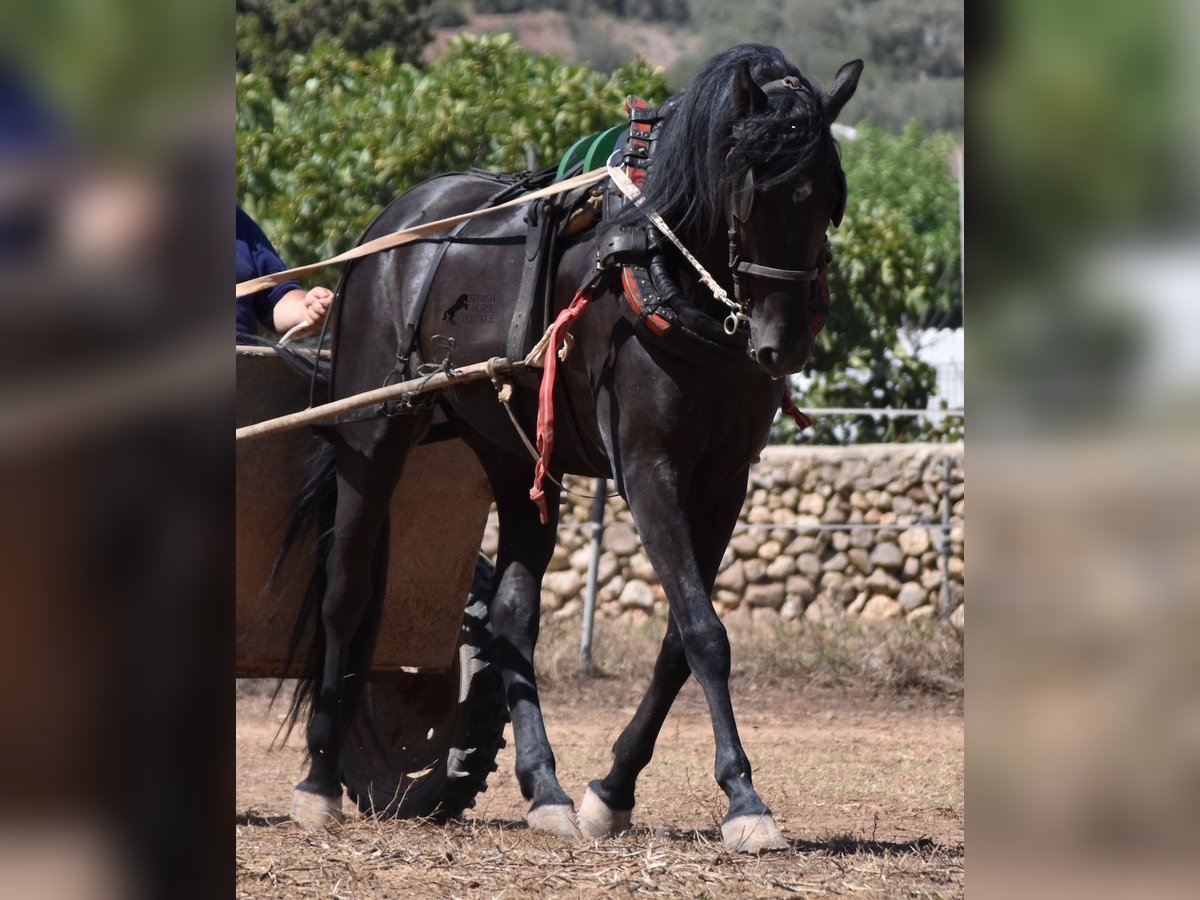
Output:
(236, 0), (434, 89)
(838, 123), (961, 326)
(777, 124), (961, 444)
(236, 33), (668, 263)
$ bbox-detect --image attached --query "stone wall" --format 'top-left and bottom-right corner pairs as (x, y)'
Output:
(481, 443), (965, 627)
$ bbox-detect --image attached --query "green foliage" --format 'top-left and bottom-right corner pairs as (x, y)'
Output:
(236, 0), (434, 88)
(775, 124), (961, 444)
(837, 123), (961, 325)
(236, 33), (668, 264)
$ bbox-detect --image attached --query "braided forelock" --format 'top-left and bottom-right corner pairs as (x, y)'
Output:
(633, 45), (797, 246)
(720, 77), (839, 199)
(633, 45), (840, 248)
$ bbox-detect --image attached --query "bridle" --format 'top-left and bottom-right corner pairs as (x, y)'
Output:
(726, 166), (833, 334)
(603, 76), (841, 350)
(723, 75), (838, 336)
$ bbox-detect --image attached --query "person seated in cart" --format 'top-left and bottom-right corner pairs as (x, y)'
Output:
(236, 205), (332, 343)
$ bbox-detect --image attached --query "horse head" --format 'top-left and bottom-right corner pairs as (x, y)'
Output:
(722, 56), (862, 379)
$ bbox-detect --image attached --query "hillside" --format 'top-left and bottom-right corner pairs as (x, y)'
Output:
(425, 2), (962, 131)
(425, 11), (701, 76)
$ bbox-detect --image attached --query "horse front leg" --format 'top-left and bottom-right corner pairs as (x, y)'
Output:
(577, 615), (687, 838)
(608, 458), (787, 852)
(475, 448), (581, 837)
(578, 471), (747, 839)
(291, 422), (420, 827)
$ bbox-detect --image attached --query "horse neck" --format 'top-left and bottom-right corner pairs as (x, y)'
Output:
(668, 226), (735, 319)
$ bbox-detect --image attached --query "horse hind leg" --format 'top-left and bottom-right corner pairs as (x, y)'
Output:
(470, 444), (581, 838)
(291, 418), (426, 827)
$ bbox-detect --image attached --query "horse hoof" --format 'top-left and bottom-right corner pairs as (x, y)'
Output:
(526, 803), (583, 839)
(721, 813), (788, 853)
(290, 789), (344, 829)
(577, 785), (632, 839)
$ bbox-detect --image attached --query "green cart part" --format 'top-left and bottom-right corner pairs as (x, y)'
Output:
(555, 133), (594, 181)
(555, 123), (626, 181)
(583, 123), (625, 174)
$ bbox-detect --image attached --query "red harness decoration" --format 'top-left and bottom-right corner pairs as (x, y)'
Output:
(530, 285), (595, 523)
(780, 382), (813, 430)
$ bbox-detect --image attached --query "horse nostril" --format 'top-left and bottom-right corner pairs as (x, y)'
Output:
(757, 347), (778, 371)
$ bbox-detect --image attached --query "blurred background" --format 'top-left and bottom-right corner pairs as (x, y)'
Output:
(968, 1), (1200, 896)
(0, 2), (229, 898)
(0, 0), (1197, 896)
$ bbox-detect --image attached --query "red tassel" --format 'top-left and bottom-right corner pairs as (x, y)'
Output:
(530, 286), (594, 523)
(781, 383), (812, 430)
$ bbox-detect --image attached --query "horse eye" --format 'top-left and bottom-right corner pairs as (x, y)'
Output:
(793, 182), (813, 203)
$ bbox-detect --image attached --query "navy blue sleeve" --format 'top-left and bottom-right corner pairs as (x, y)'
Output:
(236, 206), (302, 334)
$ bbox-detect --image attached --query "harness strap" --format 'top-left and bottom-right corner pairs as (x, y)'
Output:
(735, 260), (821, 282)
(401, 216), (475, 374)
(606, 161), (747, 334)
(507, 196), (562, 364)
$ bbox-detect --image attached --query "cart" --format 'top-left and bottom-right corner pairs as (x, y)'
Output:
(235, 346), (507, 819)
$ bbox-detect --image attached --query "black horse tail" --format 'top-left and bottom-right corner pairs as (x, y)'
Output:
(274, 340), (332, 389)
(235, 333), (332, 395)
(270, 439), (388, 749)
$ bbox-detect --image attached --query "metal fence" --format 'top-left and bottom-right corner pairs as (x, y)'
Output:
(569, 408), (964, 673)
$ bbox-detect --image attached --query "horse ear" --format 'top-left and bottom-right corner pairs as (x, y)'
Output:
(731, 61), (768, 120)
(823, 59), (864, 122)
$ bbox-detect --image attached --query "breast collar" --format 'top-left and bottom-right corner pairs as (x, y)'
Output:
(598, 96), (830, 362)
(599, 97), (753, 363)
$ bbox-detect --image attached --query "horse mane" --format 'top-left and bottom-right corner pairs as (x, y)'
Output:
(638, 44), (840, 247)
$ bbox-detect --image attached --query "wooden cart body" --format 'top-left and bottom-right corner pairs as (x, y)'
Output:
(235, 347), (494, 677)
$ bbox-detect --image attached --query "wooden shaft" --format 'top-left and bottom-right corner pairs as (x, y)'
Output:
(235, 357), (514, 442)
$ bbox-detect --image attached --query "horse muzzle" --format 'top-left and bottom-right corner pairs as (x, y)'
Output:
(748, 294), (813, 378)
(751, 342), (810, 380)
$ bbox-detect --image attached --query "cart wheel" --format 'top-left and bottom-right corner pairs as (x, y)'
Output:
(341, 554), (507, 820)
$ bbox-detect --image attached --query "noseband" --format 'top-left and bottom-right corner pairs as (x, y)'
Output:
(726, 175), (832, 334)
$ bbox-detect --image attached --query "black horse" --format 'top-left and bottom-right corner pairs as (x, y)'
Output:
(286, 44), (861, 852)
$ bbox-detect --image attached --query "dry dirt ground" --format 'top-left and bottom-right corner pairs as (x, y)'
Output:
(237, 661), (963, 898)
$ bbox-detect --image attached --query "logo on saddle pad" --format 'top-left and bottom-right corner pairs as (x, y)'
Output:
(442, 293), (496, 326)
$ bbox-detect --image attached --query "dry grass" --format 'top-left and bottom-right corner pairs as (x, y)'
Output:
(238, 616), (964, 897)
(236, 814), (964, 899)
(536, 613), (964, 698)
